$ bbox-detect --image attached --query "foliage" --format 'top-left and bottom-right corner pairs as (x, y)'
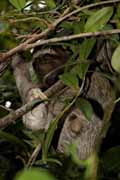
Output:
(14, 168), (57, 180)
(9, 0), (26, 11)
(75, 98), (93, 121)
(84, 7), (113, 32)
(0, 0), (120, 180)
(111, 44), (120, 73)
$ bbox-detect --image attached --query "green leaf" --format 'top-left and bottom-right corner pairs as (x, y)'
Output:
(44, 158), (62, 166)
(73, 20), (86, 34)
(59, 72), (79, 91)
(42, 115), (61, 162)
(111, 44), (120, 73)
(42, 118), (58, 162)
(9, 0), (26, 11)
(23, 130), (45, 147)
(84, 7), (113, 32)
(75, 98), (93, 121)
(102, 146), (120, 173)
(60, 21), (74, 34)
(45, 0), (56, 9)
(15, 168), (57, 180)
(75, 63), (89, 79)
(116, 4), (120, 18)
(79, 38), (96, 60)
(72, 38), (96, 79)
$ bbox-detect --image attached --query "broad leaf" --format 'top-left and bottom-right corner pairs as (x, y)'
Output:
(45, 0), (56, 9)
(72, 38), (96, 79)
(73, 20), (86, 34)
(75, 63), (89, 79)
(116, 4), (120, 18)
(9, 0), (26, 11)
(79, 38), (96, 60)
(84, 7), (113, 32)
(111, 44), (120, 73)
(60, 21), (75, 35)
(59, 72), (79, 91)
(15, 168), (57, 180)
(75, 98), (93, 121)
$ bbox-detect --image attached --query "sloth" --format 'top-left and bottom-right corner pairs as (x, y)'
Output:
(32, 46), (68, 89)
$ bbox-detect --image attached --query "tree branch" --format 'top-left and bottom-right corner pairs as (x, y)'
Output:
(0, 0), (120, 62)
(57, 0), (120, 23)
(0, 99), (47, 129)
(0, 79), (65, 129)
(25, 29), (120, 50)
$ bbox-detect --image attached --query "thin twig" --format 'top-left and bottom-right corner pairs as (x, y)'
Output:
(16, 33), (39, 40)
(26, 143), (42, 168)
(25, 29), (120, 49)
(0, 105), (12, 112)
(0, 0), (120, 62)
(0, 8), (70, 62)
(57, 0), (120, 24)
(21, 0), (120, 44)
(9, 17), (50, 26)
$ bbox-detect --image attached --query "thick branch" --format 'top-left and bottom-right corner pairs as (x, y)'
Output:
(0, 99), (47, 129)
(0, 79), (65, 129)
